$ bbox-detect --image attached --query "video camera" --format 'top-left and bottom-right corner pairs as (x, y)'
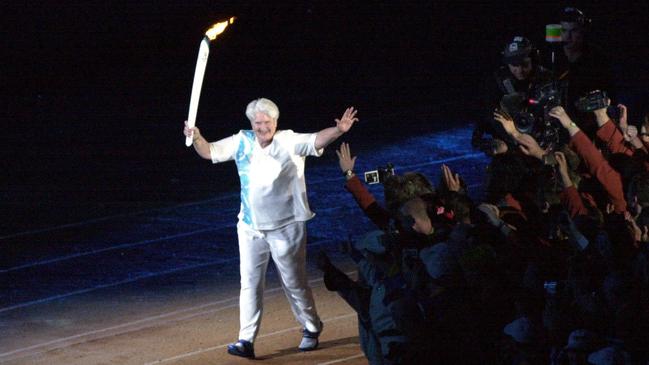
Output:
(575, 90), (608, 112)
(500, 81), (567, 149)
(364, 163), (395, 185)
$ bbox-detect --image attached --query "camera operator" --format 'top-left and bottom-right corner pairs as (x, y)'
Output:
(472, 36), (554, 156)
(554, 7), (615, 138)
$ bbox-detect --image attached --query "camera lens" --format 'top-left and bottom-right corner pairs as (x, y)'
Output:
(514, 112), (535, 134)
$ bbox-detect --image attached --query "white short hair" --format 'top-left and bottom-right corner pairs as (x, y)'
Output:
(245, 98), (279, 122)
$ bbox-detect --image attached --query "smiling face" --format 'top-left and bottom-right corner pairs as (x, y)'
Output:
(251, 112), (277, 148)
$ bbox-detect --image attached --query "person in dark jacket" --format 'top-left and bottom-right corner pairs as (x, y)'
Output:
(554, 7), (615, 138)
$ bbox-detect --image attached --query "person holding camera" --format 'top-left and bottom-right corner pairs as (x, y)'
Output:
(472, 36), (554, 156)
(555, 7), (615, 137)
(322, 142), (441, 364)
(548, 105), (627, 214)
(183, 98), (358, 358)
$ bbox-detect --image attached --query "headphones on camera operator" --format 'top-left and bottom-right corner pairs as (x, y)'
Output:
(495, 36), (567, 147)
(496, 36), (541, 95)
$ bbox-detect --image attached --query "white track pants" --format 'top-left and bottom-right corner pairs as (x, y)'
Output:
(237, 220), (321, 342)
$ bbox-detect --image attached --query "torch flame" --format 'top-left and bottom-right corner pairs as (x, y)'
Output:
(205, 17), (236, 41)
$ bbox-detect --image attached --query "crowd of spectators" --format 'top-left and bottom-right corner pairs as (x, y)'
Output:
(317, 7), (649, 365)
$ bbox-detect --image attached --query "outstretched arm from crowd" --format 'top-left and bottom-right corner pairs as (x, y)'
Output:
(493, 110), (549, 161)
(516, 134), (547, 161)
(594, 103), (634, 156)
(441, 164), (464, 193)
(549, 106), (627, 213)
(617, 104), (646, 151)
(493, 110), (521, 141)
(315, 107), (358, 150)
(337, 142), (391, 230)
(555, 151), (588, 218)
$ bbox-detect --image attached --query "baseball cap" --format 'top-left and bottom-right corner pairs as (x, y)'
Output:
(503, 36), (533, 65)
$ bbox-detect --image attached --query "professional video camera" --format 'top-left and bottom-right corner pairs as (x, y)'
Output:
(575, 90), (608, 112)
(500, 81), (567, 149)
(364, 163), (395, 185)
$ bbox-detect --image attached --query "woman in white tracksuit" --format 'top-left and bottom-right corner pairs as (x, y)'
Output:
(183, 98), (358, 358)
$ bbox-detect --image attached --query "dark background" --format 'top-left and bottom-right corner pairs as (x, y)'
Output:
(2, 1), (648, 235)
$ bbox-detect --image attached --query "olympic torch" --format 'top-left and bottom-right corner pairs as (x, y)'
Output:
(185, 17), (236, 147)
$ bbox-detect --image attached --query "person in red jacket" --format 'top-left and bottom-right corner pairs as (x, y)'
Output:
(548, 105), (627, 214)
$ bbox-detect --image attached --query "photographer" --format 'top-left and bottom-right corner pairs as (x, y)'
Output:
(318, 142), (442, 364)
(594, 103), (637, 157)
(472, 36), (554, 155)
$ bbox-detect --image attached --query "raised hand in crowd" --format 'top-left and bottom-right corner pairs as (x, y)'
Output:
(624, 124), (638, 141)
(336, 142), (357, 177)
(592, 98), (611, 128)
(641, 118), (649, 147)
(549, 106), (580, 137)
(618, 104), (629, 131)
(493, 109), (520, 139)
(493, 108), (552, 161)
(625, 125), (645, 149)
(516, 133), (546, 160)
(624, 211), (644, 247)
(617, 104), (645, 148)
(554, 151), (573, 188)
(441, 164), (462, 192)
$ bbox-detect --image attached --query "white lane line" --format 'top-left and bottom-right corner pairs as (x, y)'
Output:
(0, 226), (226, 273)
(0, 273), (355, 362)
(0, 239), (336, 314)
(143, 312), (358, 365)
(318, 353), (366, 365)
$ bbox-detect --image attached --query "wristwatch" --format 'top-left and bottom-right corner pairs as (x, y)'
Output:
(343, 169), (355, 178)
